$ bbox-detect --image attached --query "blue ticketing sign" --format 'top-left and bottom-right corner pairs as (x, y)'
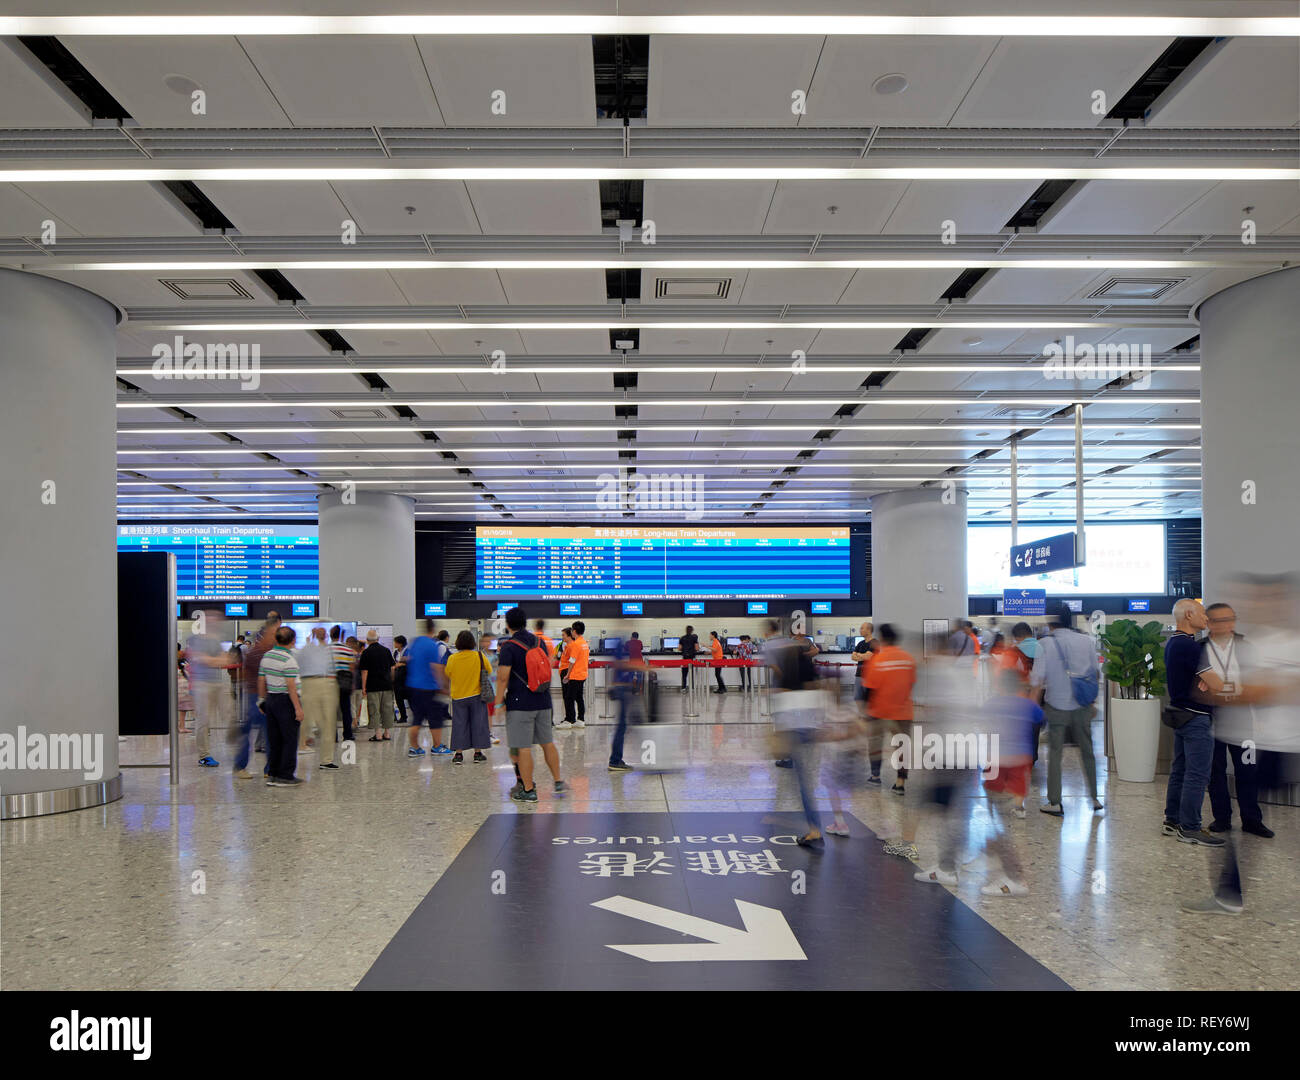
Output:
(683, 602), (705, 615)
(292, 602), (317, 617)
(1002, 589), (1047, 617)
(1127, 599), (1151, 612)
(747, 601), (769, 615)
(424, 603), (447, 617)
(224, 603), (248, 617)
(560, 603), (582, 616)
(810, 601), (832, 614)
(622, 602), (643, 615)
(1010, 531), (1079, 577)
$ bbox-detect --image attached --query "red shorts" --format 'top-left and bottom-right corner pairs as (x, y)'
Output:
(983, 760), (1030, 801)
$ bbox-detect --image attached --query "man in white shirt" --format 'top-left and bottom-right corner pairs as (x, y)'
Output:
(1199, 604), (1271, 838)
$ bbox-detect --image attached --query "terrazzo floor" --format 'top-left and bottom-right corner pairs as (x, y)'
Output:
(3, 689), (1297, 990)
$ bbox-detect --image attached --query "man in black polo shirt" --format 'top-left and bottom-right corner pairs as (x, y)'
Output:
(679, 625), (699, 690)
(1162, 598), (1223, 846)
(358, 630), (396, 742)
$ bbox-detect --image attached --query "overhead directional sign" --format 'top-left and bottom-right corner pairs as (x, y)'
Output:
(1003, 588), (1047, 617)
(357, 812), (1072, 991)
(1010, 531), (1079, 577)
(592, 896), (805, 962)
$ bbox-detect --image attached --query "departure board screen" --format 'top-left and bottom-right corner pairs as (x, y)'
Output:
(476, 526), (851, 600)
(117, 524), (319, 601)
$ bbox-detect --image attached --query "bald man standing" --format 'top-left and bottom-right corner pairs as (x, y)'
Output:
(1162, 598), (1224, 846)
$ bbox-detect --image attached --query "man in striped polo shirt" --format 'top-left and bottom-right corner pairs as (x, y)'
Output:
(258, 626), (305, 787)
(329, 624), (357, 743)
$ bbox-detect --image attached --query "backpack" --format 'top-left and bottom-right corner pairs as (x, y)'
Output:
(1049, 633), (1099, 706)
(510, 635), (553, 693)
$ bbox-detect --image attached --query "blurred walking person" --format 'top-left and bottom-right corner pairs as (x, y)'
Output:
(359, 629), (396, 742)
(234, 612), (280, 778)
(298, 626), (339, 770)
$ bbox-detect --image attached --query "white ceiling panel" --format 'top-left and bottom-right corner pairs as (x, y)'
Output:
(0, 40), (91, 127)
(951, 37), (1170, 126)
(710, 371), (790, 392)
(0, 183), (81, 236)
(416, 36), (595, 127)
(1002, 327), (1118, 355)
(838, 269), (957, 306)
(972, 267), (1104, 304)
(119, 327), (330, 357)
(240, 36), (443, 126)
(201, 181), (351, 234)
(67, 37), (290, 127)
(881, 180), (1040, 234)
(648, 37), (822, 126)
(499, 269), (607, 305)
(644, 181), (776, 234)
(390, 268), (508, 305)
(637, 329), (729, 354)
(337, 330), (442, 356)
(427, 329), (526, 357)
(1041, 180), (1216, 234)
(1157, 181), (1300, 237)
(762, 180), (909, 234)
(807, 328), (913, 354)
(1148, 39), (1300, 128)
(737, 269), (853, 305)
(805, 36), (998, 126)
(288, 269), (409, 306)
(922, 328), (1027, 354)
(638, 370), (715, 393)
(466, 182), (601, 234)
(720, 328), (818, 355)
(332, 180), (480, 234)
(14, 182), (199, 236)
(518, 330), (612, 355)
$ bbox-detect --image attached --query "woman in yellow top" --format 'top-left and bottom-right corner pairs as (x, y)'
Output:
(445, 629), (492, 764)
(709, 631), (728, 694)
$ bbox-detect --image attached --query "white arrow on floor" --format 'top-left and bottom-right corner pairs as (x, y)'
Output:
(591, 895), (806, 962)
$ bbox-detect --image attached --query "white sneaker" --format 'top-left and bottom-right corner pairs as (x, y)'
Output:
(572, 719), (586, 728)
(981, 877), (1029, 898)
(825, 822), (850, 837)
(556, 720), (573, 728)
(914, 867), (958, 885)
(1012, 805), (1027, 819)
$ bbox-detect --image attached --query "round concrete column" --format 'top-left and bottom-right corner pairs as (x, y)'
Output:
(0, 269), (121, 818)
(1199, 267), (1300, 605)
(317, 491), (415, 637)
(870, 487), (968, 640)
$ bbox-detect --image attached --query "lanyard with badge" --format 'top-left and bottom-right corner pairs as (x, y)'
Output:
(1206, 635), (1237, 695)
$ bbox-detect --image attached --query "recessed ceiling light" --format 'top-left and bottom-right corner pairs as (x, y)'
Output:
(873, 73), (908, 96)
(163, 73), (201, 96)
(975, 432), (990, 437)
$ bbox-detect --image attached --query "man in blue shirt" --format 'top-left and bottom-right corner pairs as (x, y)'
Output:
(1162, 598), (1225, 846)
(405, 620), (450, 757)
(1030, 604), (1103, 817)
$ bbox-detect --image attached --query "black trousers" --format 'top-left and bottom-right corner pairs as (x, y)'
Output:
(264, 694), (300, 780)
(681, 661), (694, 688)
(714, 666), (727, 692)
(563, 677), (586, 722)
(338, 683), (353, 742)
(1208, 739), (1263, 826)
(393, 670), (408, 723)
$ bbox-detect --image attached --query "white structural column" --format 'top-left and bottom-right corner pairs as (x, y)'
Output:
(1199, 266), (1300, 604)
(869, 487), (969, 643)
(317, 491), (415, 638)
(0, 269), (121, 817)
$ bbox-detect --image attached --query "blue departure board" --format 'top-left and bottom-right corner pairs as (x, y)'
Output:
(117, 524), (319, 601)
(476, 526), (850, 600)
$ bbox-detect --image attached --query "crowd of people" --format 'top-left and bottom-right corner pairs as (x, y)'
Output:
(178, 587), (1296, 912)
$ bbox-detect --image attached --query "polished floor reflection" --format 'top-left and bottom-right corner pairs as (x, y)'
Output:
(2, 690), (1296, 990)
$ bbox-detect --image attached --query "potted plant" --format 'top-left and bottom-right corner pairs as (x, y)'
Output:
(1099, 619), (1167, 782)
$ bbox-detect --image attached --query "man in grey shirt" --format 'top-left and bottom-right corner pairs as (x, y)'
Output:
(1031, 603), (1103, 817)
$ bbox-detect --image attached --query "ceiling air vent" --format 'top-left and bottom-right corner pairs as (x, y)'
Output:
(329, 408), (393, 420)
(159, 278), (254, 300)
(1086, 277), (1185, 301)
(990, 405), (1059, 420)
(654, 277), (731, 299)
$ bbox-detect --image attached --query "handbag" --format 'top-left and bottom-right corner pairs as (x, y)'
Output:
(479, 652), (495, 702)
(1049, 634), (1100, 706)
(1161, 704), (1203, 730)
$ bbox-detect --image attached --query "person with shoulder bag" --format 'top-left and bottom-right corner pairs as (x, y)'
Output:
(446, 629), (493, 764)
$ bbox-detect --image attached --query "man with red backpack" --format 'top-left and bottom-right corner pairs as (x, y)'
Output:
(493, 606), (567, 802)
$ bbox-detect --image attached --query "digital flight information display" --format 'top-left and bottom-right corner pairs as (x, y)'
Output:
(476, 526), (851, 600)
(117, 524), (319, 601)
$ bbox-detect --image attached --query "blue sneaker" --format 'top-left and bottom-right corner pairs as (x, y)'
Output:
(407, 747), (426, 757)
(198, 756), (219, 767)
(431, 745), (453, 755)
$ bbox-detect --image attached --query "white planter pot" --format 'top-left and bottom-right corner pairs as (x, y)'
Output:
(1110, 696), (1162, 783)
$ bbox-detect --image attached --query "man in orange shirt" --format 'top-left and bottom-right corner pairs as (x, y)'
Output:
(559, 620), (589, 728)
(864, 623), (917, 798)
(709, 630), (727, 693)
